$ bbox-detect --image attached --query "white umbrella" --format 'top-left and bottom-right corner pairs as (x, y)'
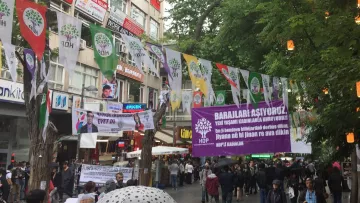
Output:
(126, 146), (189, 158)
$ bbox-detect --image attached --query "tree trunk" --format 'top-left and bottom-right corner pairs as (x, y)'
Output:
(350, 150), (358, 203)
(139, 102), (167, 186)
(17, 52), (58, 193)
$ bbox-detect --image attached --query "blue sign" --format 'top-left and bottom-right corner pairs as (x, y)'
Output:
(123, 103), (146, 113)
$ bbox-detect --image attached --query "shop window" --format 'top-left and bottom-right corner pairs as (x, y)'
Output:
(150, 18), (159, 40)
(49, 0), (71, 32)
(115, 36), (125, 56)
(110, 0), (127, 15)
(128, 81), (141, 102)
(49, 56), (65, 90)
(69, 63), (99, 97)
(148, 88), (158, 110)
(131, 4), (146, 28)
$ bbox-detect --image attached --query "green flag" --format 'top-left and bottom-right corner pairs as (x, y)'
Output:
(90, 24), (117, 80)
(215, 90), (226, 106)
(248, 72), (262, 108)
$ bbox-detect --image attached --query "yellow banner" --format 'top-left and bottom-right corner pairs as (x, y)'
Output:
(182, 54), (208, 96)
(170, 90), (181, 111)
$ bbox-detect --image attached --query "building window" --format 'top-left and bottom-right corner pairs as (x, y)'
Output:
(128, 81), (143, 102)
(110, 0), (127, 14)
(148, 88), (158, 110)
(115, 36), (125, 56)
(76, 12), (98, 47)
(0, 46), (22, 82)
(49, 56), (65, 90)
(150, 18), (159, 40)
(149, 52), (159, 76)
(69, 63), (99, 97)
(131, 5), (146, 28)
(127, 54), (136, 67)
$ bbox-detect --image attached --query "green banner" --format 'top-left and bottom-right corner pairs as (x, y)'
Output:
(215, 90), (226, 106)
(248, 72), (262, 108)
(90, 24), (117, 80)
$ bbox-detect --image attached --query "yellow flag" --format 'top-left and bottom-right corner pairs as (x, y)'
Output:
(0, 41), (2, 74)
(182, 54), (208, 96)
(170, 90), (181, 111)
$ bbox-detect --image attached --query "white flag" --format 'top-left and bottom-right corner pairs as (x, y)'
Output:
(181, 90), (192, 114)
(121, 34), (158, 76)
(0, 0), (14, 44)
(3, 43), (18, 82)
(37, 60), (49, 94)
(165, 48), (182, 91)
(199, 58), (215, 104)
(281, 77), (289, 108)
(228, 67), (240, 107)
(261, 74), (271, 106)
(57, 12), (82, 78)
(242, 89), (251, 108)
(240, 69), (250, 88)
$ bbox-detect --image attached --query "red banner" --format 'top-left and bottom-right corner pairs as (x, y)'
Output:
(150, 0), (161, 11)
(193, 91), (203, 108)
(216, 63), (237, 88)
(16, 0), (47, 60)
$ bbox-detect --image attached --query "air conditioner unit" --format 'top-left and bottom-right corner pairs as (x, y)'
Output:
(80, 39), (86, 50)
(120, 45), (126, 53)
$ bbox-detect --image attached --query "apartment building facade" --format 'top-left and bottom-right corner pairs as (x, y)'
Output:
(0, 0), (166, 166)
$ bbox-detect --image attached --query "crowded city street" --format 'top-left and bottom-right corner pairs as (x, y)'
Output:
(1, 0), (360, 203)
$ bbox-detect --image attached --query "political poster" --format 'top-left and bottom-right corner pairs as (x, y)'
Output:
(191, 100), (291, 157)
(72, 109), (154, 134)
(107, 102), (123, 113)
(102, 74), (118, 99)
(79, 164), (133, 184)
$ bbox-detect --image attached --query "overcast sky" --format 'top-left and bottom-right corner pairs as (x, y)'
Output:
(164, 1), (172, 31)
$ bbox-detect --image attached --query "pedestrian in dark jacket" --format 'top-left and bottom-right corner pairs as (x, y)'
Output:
(256, 163), (267, 203)
(288, 173), (299, 203)
(218, 166), (234, 203)
(267, 180), (286, 203)
(298, 178), (326, 203)
(205, 174), (219, 203)
(0, 168), (10, 202)
(328, 167), (342, 203)
(234, 166), (245, 201)
(60, 161), (73, 200)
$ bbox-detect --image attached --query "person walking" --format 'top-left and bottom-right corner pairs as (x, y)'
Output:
(256, 163), (267, 203)
(185, 162), (194, 184)
(10, 163), (24, 203)
(179, 162), (185, 187)
(288, 172), (299, 203)
(248, 161), (257, 195)
(219, 166), (234, 203)
(199, 163), (212, 203)
(60, 161), (73, 201)
(168, 161), (179, 190)
(234, 165), (245, 202)
(0, 168), (10, 202)
(206, 173), (220, 203)
(266, 180), (286, 203)
(328, 167), (343, 203)
(298, 178), (326, 203)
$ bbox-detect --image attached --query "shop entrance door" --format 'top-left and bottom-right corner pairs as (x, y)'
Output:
(0, 152), (7, 168)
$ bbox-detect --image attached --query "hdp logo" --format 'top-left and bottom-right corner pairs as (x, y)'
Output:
(250, 77), (260, 94)
(169, 58), (180, 78)
(60, 24), (79, 48)
(0, 0), (10, 26)
(130, 41), (145, 58)
(195, 118), (212, 144)
(216, 93), (224, 104)
(23, 8), (44, 36)
(25, 53), (34, 69)
(94, 33), (112, 57)
(151, 45), (165, 63)
(190, 61), (202, 78)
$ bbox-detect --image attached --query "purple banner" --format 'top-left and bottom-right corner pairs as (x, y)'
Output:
(23, 48), (35, 79)
(146, 42), (172, 79)
(191, 100), (291, 157)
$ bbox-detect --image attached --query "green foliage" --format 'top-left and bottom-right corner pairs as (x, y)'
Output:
(167, 0), (360, 160)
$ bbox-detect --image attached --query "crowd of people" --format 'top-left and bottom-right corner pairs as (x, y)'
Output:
(167, 158), (349, 203)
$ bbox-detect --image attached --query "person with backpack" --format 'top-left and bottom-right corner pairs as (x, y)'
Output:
(266, 180), (286, 203)
(256, 163), (267, 203)
(10, 163), (24, 203)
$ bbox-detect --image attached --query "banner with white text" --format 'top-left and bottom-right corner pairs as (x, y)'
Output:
(79, 164), (133, 184)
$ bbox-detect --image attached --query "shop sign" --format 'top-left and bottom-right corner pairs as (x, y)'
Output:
(75, 0), (108, 22)
(0, 79), (24, 104)
(107, 102), (123, 113)
(177, 127), (192, 140)
(150, 0), (161, 11)
(123, 103), (146, 113)
(106, 18), (137, 38)
(52, 91), (69, 110)
(64, 0), (73, 4)
(108, 12), (144, 36)
(116, 62), (144, 83)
